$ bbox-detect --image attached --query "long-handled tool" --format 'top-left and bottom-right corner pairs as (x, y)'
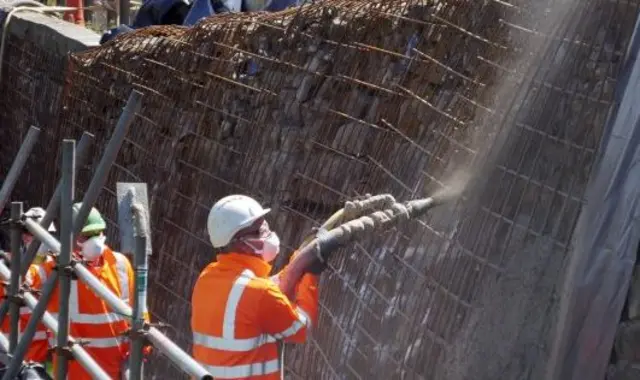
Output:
(279, 193), (452, 299)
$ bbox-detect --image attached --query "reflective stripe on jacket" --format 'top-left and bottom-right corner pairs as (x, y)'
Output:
(0, 257), (51, 363)
(30, 246), (148, 379)
(191, 253), (319, 379)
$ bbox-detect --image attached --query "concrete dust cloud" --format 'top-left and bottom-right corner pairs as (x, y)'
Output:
(433, 0), (579, 206)
(431, 0), (599, 379)
(432, 169), (470, 201)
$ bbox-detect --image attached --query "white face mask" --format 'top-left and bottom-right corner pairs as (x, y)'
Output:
(243, 232), (280, 263)
(79, 235), (107, 261)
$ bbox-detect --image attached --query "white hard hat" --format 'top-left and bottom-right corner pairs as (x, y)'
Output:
(207, 195), (270, 248)
(24, 207), (56, 232)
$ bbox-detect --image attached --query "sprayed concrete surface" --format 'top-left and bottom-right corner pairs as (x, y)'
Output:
(0, 1), (638, 379)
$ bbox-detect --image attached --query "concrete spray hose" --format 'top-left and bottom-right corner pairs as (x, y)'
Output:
(279, 192), (453, 299)
(295, 193), (399, 251)
(274, 193), (403, 378)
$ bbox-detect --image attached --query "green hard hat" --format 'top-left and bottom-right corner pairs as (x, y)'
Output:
(72, 203), (107, 234)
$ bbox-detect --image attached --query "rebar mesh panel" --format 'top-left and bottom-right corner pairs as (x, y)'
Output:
(0, 0), (639, 379)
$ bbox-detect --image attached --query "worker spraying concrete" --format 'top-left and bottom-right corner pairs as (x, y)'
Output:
(277, 192), (453, 298)
(191, 189), (455, 379)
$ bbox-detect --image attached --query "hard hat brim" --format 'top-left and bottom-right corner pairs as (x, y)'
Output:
(81, 223), (106, 235)
(243, 207), (271, 228)
(213, 207), (271, 248)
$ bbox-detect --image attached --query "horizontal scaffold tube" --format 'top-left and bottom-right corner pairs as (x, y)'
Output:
(0, 261), (111, 380)
(22, 216), (214, 379)
(20, 131), (95, 277)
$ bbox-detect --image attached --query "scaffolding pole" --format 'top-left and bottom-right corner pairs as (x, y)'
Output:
(1, 91), (139, 318)
(8, 202), (22, 354)
(0, 261), (111, 380)
(1, 90), (140, 377)
(0, 126), (40, 213)
(21, 220), (213, 379)
(146, 328), (213, 379)
(23, 291), (110, 380)
(72, 90), (142, 239)
(0, 302), (8, 330)
(0, 89), (213, 379)
(129, 204), (149, 380)
(20, 131), (95, 277)
(56, 139), (76, 380)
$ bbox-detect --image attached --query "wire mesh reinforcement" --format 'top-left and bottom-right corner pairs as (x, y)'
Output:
(1, 0), (640, 379)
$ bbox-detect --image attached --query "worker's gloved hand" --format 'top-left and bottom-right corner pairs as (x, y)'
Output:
(304, 226), (343, 275)
(306, 256), (328, 275)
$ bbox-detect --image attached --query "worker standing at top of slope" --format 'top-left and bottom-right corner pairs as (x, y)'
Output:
(0, 207), (57, 364)
(29, 204), (151, 379)
(192, 194), (328, 379)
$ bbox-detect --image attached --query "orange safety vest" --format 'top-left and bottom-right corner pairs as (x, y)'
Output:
(30, 247), (143, 379)
(0, 257), (51, 363)
(191, 253), (319, 379)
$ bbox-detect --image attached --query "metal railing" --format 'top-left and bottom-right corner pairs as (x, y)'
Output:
(0, 90), (213, 380)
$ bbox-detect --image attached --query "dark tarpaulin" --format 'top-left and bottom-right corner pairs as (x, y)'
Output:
(100, 0), (302, 43)
(547, 13), (640, 380)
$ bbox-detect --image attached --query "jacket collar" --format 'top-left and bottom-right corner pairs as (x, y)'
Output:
(216, 253), (272, 278)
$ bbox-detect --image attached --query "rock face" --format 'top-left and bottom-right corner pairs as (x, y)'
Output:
(0, 0), (639, 379)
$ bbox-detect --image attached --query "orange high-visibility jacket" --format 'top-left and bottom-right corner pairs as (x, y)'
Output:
(191, 253), (319, 379)
(30, 246), (148, 379)
(0, 258), (51, 363)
